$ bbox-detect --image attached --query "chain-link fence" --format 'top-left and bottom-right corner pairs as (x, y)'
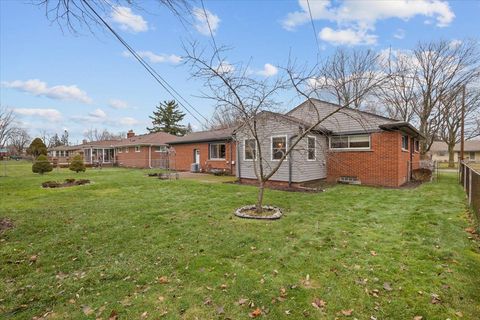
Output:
(459, 162), (480, 222)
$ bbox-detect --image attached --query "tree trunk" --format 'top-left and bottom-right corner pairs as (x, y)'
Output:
(448, 143), (455, 168)
(255, 181), (265, 213)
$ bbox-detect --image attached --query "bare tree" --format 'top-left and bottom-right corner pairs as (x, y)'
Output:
(84, 128), (124, 141)
(310, 48), (381, 110)
(34, 0), (191, 34)
(207, 105), (244, 130)
(413, 39), (480, 157)
(8, 127), (31, 155)
(376, 49), (419, 122)
(439, 85), (480, 167)
(0, 107), (16, 148)
(185, 45), (384, 213)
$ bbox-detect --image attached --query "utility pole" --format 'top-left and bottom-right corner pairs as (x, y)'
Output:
(460, 85), (465, 162)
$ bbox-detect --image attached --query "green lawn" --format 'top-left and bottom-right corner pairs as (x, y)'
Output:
(1, 162), (479, 319)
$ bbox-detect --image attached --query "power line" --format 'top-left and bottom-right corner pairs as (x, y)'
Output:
(81, 0), (211, 126)
(306, 0), (321, 54)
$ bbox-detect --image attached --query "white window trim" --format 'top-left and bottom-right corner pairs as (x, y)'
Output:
(209, 143), (226, 160)
(243, 139), (257, 161)
(271, 135), (288, 161)
(414, 139), (420, 153)
(154, 145), (167, 153)
(135, 146), (141, 153)
(307, 135), (316, 161)
(125, 147), (129, 153)
(329, 135), (371, 150)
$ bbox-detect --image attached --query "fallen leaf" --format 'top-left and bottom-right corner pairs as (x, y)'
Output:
(413, 316), (423, 320)
(203, 298), (213, 306)
(285, 310), (291, 315)
(465, 227), (476, 234)
(141, 311), (148, 318)
(370, 251), (377, 256)
(158, 296), (165, 302)
(158, 276), (169, 284)
(311, 298), (326, 310)
(431, 293), (441, 304)
(237, 298), (249, 306)
(249, 308), (262, 318)
(29, 255), (38, 263)
(383, 282), (393, 291)
(82, 306), (94, 316)
(216, 306), (225, 315)
(455, 311), (463, 317)
(220, 283), (228, 290)
(341, 309), (353, 316)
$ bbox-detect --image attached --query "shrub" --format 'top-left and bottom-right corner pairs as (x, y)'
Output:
(69, 155), (86, 173)
(32, 155), (53, 175)
(412, 168), (432, 182)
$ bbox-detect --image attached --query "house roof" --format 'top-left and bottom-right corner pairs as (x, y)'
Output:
(48, 145), (83, 151)
(114, 132), (175, 147)
(166, 127), (235, 144)
(430, 140), (480, 152)
(286, 98), (407, 135)
(79, 139), (122, 149)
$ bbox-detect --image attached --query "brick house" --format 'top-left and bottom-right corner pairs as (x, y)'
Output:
(114, 130), (175, 168)
(166, 128), (236, 173)
(235, 99), (423, 187)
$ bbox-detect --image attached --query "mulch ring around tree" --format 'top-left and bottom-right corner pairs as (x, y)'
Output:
(234, 205), (283, 220)
(0, 218), (14, 234)
(41, 179), (91, 188)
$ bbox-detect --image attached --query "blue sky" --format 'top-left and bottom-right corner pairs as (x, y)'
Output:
(1, 0), (479, 143)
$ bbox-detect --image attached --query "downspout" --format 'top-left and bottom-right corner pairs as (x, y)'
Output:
(148, 145), (152, 168)
(236, 139), (241, 179)
(288, 134), (298, 187)
(230, 139), (233, 174)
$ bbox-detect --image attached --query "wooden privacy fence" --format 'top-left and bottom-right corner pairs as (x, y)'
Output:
(459, 162), (480, 221)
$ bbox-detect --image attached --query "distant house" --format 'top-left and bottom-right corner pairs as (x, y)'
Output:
(114, 130), (174, 168)
(430, 140), (480, 163)
(166, 128), (236, 173)
(47, 145), (83, 165)
(235, 99), (423, 187)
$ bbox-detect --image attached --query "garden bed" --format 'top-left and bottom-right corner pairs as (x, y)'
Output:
(234, 205), (283, 220)
(41, 178), (91, 188)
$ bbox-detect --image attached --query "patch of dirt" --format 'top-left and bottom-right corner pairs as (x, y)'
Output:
(0, 218), (14, 234)
(42, 179), (90, 188)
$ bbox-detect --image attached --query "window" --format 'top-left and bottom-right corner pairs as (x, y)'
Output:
(209, 143), (226, 159)
(470, 152), (476, 160)
(307, 136), (316, 160)
(402, 136), (409, 150)
(330, 135), (370, 150)
(117, 147), (122, 153)
(135, 146), (140, 152)
(244, 139), (257, 160)
(125, 147), (129, 153)
(155, 145), (167, 153)
(272, 136), (287, 160)
(414, 139), (420, 152)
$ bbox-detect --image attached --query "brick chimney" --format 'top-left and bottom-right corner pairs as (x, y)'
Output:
(127, 130), (135, 138)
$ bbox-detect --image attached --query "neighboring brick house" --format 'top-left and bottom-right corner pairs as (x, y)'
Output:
(114, 130), (175, 168)
(235, 99), (423, 187)
(47, 145), (83, 165)
(166, 128), (236, 173)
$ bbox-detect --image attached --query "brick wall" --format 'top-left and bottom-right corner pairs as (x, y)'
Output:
(116, 146), (168, 168)
(327, 131), (405, 187)
(170, 141), (236, 173)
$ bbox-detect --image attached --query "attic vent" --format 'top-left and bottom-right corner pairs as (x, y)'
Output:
(339, 176), (361, 185)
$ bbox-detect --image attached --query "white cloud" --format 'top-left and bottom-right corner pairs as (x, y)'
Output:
(215, 61), (235, 74)
(192, 7), (220, 36)
(2, 79), (92, 104)
(88, 108), (107, 119)
(111, 6), (148, 33)
(119, 117), (140, 126)
(14, 108), (62, 122)
(122, 50), (182, 64)
(108, 99), (129, 109)
(393, 28), (406, 39)
(282, 0), (454, 45)
(257, 63), (279, 77)
(319, 27), (377, 46)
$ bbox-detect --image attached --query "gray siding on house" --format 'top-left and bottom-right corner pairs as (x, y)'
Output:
(236, 113), (327, 183)
(287, 99), (399, 134)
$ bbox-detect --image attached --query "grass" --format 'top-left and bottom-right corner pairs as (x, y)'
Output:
(1, 161), (479, 319)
